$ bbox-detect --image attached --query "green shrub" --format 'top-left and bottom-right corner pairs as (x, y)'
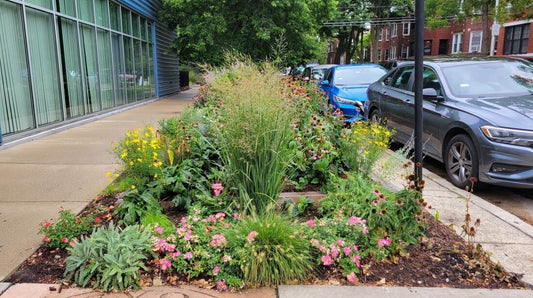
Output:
(64, 223), (153, 292)
(38, 209), (101, 249)
(224, 211), (314, 286)
(114, 189), (162, 226)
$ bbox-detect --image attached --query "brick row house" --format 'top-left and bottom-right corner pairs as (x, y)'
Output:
(375, 17), (532, 62)
(377, 15), (533, 62)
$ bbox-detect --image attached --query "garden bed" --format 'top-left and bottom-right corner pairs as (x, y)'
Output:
(6, 192), (525, 289)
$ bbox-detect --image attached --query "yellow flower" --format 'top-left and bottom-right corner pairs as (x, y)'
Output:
(115, 173), (119, 178)
(106, 171), (112, 177)
(131, 185), (136, 189)
(154, 173), (158, 178)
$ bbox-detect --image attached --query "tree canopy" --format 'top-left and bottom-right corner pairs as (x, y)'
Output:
(160, 0), (337, 67)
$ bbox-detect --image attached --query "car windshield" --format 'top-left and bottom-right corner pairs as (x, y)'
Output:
(441, 60), (533, 98)
(333, 67), (387, 86)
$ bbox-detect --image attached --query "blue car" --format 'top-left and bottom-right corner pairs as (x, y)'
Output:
(319, 64), (387, 122)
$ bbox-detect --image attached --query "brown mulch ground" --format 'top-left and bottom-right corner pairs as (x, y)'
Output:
(5, 193), (527, 290)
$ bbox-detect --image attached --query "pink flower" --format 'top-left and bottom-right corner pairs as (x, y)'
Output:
(210, 234), (227, 248)
(353, 244), (359, 251)
(247, 230), (258, 242)
(343, 246), (352, 256)
(76, 218), (81, 223)
(42, 236), (50, 242)
(166, 244), (176, 252)
(336, 239), (345, 246)
(159, 258), (172, 270)
(331, 247), (339, 258)
(346, 272), (357, 283)
(377, 237), (392, 249)
(69, 240), (77, 246)
(172, 251), (181, 258)
(213, 266), (220, 276)
(215, 212), (226, 220)
(44, 222), (51, 228)
(233, 212), (240, 220)
(155, 226), (164, 234)
(184, 252), (193, 260)
(351, 255), (361, 267)
(216, 280), (228, 291)
(321, 254), (333, 266)
(184, 231), (192, 241)
(211, 183), (224, 197)
(61, 237), (69, 243)
(308, 219), (316, 228)
(222, 255), (231, 263)
(94, 217), (101, 223)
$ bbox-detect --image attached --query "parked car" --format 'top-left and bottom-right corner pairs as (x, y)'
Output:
(302, 64), (337, 82)
(319, 64), (387, 122)
(365, 57), (533, 189)
(381, 60), (409, 70)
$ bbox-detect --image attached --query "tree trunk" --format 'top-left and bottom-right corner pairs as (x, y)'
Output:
(481, 1), (490, 55)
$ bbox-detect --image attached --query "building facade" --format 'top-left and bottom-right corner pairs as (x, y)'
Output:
(0, 0), (180, 143)
(375, 17), (532, 62)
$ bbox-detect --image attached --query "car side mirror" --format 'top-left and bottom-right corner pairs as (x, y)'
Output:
(423, 88), (444, 102)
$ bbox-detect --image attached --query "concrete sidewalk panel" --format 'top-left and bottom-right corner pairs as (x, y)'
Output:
(278, 285), (533, 298)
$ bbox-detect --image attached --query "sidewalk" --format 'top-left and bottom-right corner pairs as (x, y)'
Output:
(1, 86), (532, 297)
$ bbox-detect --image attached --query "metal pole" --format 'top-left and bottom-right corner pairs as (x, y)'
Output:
(489, 0), (499, 56)
(414, 0), (424, 187)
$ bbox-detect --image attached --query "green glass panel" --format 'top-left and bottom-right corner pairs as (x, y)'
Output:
(131, 13), (139, 38)
(133, 39), (142, 100)
(149, 43), (155, 97)
(98, 29), (114, 109)
(0, 1), (35, 134)
(80, 24), (101, 112)
(123, 37), (135, 102)
(140, 18), (147, 40)
(26, 8), (62, 125)
(77, 0), (94, 23)
(26, 0), (51, 9)
(59, 18), (84, 118)
(143, 42), (150, 99)
(109, 1), (120, 31)
(121, 9), (130, 35)
(56, 0), (75, 17)
(147, 21), (153, 42)
(112, 33), (126, 105)
(95, 0), (109, 27)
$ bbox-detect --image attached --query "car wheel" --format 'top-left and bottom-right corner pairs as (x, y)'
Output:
(444, 134), (479, 190)
(369, 109), (382, 123)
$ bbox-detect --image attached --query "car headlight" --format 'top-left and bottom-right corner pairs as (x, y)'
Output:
(333, 95), (363, 107)
(481, 126), (533, 147)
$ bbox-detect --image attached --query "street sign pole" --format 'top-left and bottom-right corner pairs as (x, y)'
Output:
(414, 0), (424, 188)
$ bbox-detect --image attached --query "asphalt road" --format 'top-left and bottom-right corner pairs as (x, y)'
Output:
(422, 156), (533, 225)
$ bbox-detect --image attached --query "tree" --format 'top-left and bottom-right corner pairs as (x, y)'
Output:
(159, 0), (337, 67)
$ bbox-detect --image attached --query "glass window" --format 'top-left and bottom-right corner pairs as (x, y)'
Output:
(26, 8), (63, 126)
(149, 43), (155, 97)
(378, 29), (382, 41)
(387, 66), (413, 90)
(56, 0), (75, 16)
(77, 0), (94, 23)
(26, 0), (51, 9)
(140, 18), (147, 40)
(123, 37), (135, 102)
(452, 33), (463, 53)
(422, 67), (442, 96)
(504, 23), (530, 55)
(98, 29), (114, 109)
(121, 9), (131, 35)
(401, 45), (409, 59)
(59, 18), (84, 118)
(403, 22), (410, 36)
(142, 42), (150, 98)
(469, 31), (482, 53)
(95, 0), (109, 27)
(109, 1), (120, 31)
(80, 24), (101, 112)
(131, 13), (140, 38)
(0, 1), (35, 134)
(391, 24), (398, 37)
(147, 21), (153, 42)
(133, 39), (142, 99)
(111, 33), (126, 105)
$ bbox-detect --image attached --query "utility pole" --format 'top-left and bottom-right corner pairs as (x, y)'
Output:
(414, 0), (424, 187)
